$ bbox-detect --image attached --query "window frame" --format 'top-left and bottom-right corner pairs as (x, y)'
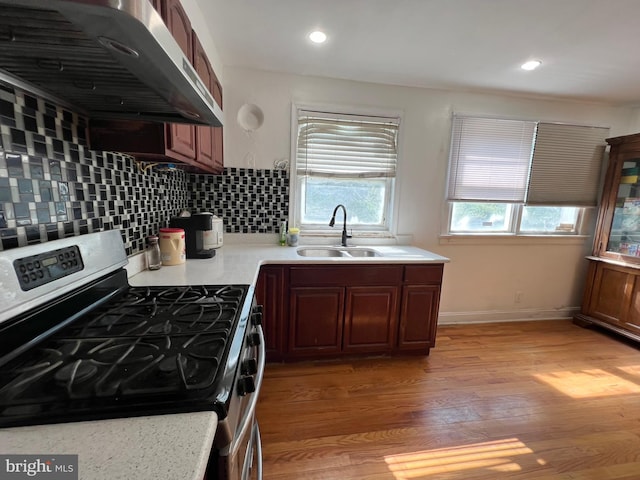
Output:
(446, 202), (588, 236)
(444, 114), (608, 238)
(290, 103), (403, 238)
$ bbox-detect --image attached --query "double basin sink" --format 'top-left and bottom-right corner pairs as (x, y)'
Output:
(296, 246), (381, 258)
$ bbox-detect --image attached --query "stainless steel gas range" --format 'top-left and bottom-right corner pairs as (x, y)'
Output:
(0, 230), (264, 480)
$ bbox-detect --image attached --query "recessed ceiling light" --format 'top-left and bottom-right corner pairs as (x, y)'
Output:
(308, 30), (327, 44)
(521, 60), (542, 71)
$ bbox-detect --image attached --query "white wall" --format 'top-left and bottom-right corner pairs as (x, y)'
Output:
(627, 107), (640, 133)
(223, 66), (636, 323)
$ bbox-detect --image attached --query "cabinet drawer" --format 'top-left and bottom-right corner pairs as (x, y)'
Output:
(289, 265), (402, 287)
(403, 265), (443, 284)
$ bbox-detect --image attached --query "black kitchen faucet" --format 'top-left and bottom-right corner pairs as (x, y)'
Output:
(329, 204), (352, 247)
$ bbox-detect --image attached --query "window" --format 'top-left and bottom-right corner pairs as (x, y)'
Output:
(292, 107), (400, 234)
(446, 115), (609, 235)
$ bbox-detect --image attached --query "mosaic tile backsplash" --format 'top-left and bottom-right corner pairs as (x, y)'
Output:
(191, 169), (289, 233)
(0, 83), (289, 254)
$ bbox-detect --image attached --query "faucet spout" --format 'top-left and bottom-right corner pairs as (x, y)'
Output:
(329, 204), (352, 247)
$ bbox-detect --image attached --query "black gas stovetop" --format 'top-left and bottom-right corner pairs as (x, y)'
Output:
(0, 270), (249, 428)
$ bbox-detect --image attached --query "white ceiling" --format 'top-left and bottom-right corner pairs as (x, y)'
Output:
(196, 0), (640, 106)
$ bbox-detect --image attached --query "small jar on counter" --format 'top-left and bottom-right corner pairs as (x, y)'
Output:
(145, 235), (162, 270)
(287, 227), (300, 247)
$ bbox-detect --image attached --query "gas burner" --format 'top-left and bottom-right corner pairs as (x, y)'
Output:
(54, 361), (98, 384)
(91, 340), (161, 364)
(146, 321), (174, 335)
(156, 286), (214, 304)
(116, 289), (153, 304)
(158, 355), (188, 374)
(39, 342), (81, 360)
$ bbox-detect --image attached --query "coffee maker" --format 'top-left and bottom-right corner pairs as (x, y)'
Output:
(169, 213), (218, 259)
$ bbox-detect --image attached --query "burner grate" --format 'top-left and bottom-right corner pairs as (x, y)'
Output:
(0, 283), (249, 425)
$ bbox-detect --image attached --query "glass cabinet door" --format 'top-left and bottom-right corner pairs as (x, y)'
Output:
(607, 157), (640, 256)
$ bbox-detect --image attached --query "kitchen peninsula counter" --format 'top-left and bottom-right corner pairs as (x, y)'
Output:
(1, 243), (448, 480)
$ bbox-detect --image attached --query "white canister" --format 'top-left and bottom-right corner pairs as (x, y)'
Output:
(159, 227), (186, 265)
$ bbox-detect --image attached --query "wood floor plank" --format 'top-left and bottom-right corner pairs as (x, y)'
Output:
(257, 320), (640, 479)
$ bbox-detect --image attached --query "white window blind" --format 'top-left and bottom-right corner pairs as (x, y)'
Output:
(527, 123), (609, 206)
(447, 115), (609, 205)
(447, 116), (537, 202)
(297, 110), (399, 178)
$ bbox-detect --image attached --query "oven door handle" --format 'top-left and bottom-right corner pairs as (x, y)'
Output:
(253, 421), (263, 480)
(224, 324), (266, 458)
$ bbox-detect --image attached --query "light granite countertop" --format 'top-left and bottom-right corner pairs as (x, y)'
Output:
(128, 243), (450, 287)
(0, 242), (448, 480)
(0, 412), (217, 480)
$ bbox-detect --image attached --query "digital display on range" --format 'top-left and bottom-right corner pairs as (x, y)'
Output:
(14, 246), (83, 291)
(41, 257), (58, 267)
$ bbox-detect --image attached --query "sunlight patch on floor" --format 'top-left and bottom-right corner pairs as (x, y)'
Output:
(617, 364), (640, 377)
(384, 438), (533, 479)
(534, 368), (640, 398)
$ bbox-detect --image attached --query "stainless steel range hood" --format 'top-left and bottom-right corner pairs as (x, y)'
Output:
(0, 0), (223, 126)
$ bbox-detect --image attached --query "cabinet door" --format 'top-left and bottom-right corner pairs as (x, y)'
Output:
(587, 263), (630, 326)
(589, 261), (640, 336)
(212, 74), (224, 173)
(343, 286), (398, 353)
(398, 285), (441, 352)
(192, 33), (215, 170)
(163, 0), (196, 160)
(289, 287), (344, 356)
(255, 266), (286, 360)
(626, 277), (640, 336)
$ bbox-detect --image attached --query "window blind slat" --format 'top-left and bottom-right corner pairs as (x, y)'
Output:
(447, 116), (537, 202)
(297, 111), (399, 178)
(526, 123), (609, 206)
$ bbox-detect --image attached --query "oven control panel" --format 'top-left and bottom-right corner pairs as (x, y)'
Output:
(13, 245), (84, 291)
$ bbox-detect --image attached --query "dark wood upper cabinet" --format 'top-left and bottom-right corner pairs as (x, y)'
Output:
(193, 33), (215, 170)
(211, 72), (224, 174)
(88, 0), (222, 173)
(192, 32), (223, 174)
(163, 0), (192, 58)
(162, 0), (196, 161)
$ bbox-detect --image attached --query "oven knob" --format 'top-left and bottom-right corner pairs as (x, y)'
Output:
(247, 332), (261, 347)
(237, 376), (256, 396)
(251, 309), (263, 326)
(242, 358), (258, 376)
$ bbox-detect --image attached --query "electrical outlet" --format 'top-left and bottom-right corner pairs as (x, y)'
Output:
(515, 291), (523, 303)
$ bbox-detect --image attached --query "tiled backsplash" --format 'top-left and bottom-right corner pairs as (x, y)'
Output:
(191, 168), (289, 233)
(0, 83), (289, 254)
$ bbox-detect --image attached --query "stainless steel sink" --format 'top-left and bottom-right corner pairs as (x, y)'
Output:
(296, 248), (345, 257)
(296, 247), (382, 258)
(344, 248), (380, 257)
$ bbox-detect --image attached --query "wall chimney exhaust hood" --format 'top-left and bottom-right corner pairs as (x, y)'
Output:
(0, 0), (223, 126)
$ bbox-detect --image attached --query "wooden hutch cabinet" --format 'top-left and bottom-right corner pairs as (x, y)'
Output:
(575, 132), (640, 342)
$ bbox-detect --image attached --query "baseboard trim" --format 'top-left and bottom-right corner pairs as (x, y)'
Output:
(438, 307), (580, 325)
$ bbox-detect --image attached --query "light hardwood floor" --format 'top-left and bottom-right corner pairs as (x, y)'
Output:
(256, 320), (640, 480)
